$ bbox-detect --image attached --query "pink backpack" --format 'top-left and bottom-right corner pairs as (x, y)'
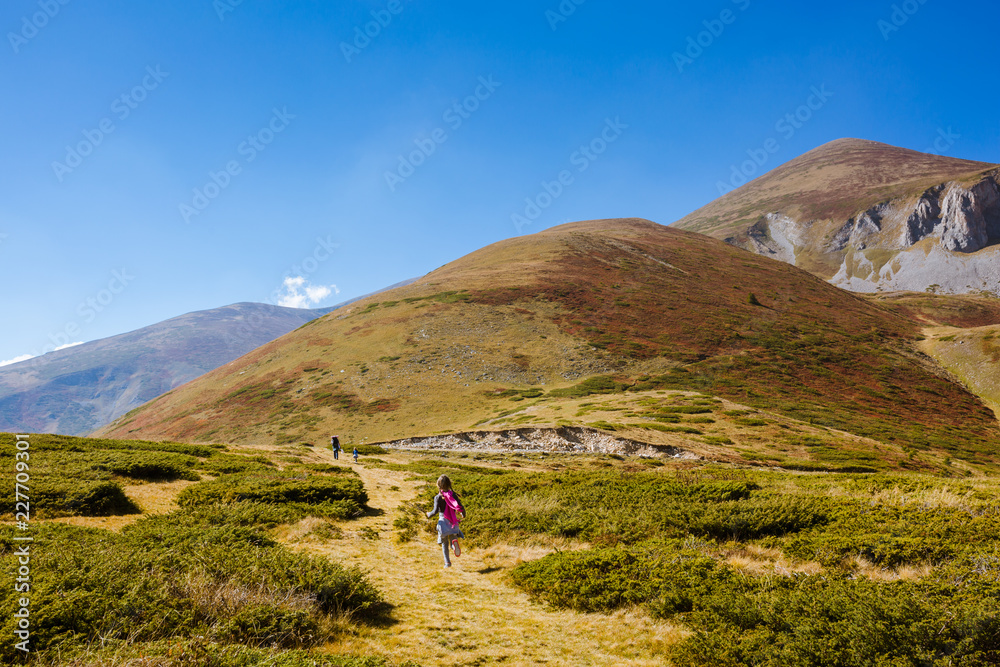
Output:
(441, 490), (462, 527)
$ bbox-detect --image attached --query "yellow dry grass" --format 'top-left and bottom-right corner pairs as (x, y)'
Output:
(920, 325), (1000, 419)
(50, 478), (198, 532)
(723, 544), (823, 578)
(846, 556), (934, 582)
(287, 451), (686, 666)
(866, 484), (976, 511)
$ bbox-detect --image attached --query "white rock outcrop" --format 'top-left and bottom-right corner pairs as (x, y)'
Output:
(374, 426), (699, 459)
(743, 173), (1000, 296)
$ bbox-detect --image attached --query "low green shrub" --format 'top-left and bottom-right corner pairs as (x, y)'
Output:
(1, 433), (217, 457)
(297, 463), (358, 474)
(214, 605), (320, 648)
(635, 424), (703, 434)
(88, 450), (201, 481)
(459, 470), (772, 545)
(649, 406), (713, 415)
(198, 453), (276, 475)
(0, 434), (281, 517)
(511, 544), (1000, 666)
(0, 512), (388, 661)
(667, 572), (1000, 666)
(176, 473), (368, 519)
(735, 418), (769, 427)
(392, 503), (426, 543)
(33, 479), (139, 517)
(548, 375), (630, 398)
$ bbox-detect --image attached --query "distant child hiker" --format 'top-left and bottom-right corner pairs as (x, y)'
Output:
(353, 447), (359, 463)
(427, 475), (465, 568)
(331, 435), (341, 460)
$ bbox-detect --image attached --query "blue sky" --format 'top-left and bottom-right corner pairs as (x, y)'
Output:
(2, 0), (999, 365)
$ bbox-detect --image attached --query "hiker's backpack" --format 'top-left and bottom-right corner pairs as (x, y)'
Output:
(441, 490), (462, 527)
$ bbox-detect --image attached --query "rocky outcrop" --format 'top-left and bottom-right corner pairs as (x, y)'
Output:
(900, 187), (943, 247)
(832, 242), (1000, 294)
(729, 214), (801, 264)
(832, 177), (1000, 255)
(849, 205), (889, 250)
(374, 426), (700, 459)
(939, 178), (1000, 252)
(743, 173), (1000, 296)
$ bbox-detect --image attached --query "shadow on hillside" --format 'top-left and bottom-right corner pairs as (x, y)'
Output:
(356, 605), (401, 629)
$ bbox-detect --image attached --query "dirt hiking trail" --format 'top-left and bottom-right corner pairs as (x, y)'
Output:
(290, 451), (682, 667)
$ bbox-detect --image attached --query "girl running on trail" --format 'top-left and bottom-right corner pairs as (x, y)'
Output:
(427, 474), (465, 567)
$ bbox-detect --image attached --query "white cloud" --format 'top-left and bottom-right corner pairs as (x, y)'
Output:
(306, 285), (332, 302)
(277, 276), (340, 308)
(55, 342), (84, 351)
(0, 354), (35, 368)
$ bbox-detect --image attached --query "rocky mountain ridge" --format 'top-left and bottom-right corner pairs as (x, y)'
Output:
(675, 139), (1000, 295)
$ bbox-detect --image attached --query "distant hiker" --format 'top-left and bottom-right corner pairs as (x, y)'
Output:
(331, 435), (341, 460)
(353, 447), (359, 463)
(427, 474), (465, 568)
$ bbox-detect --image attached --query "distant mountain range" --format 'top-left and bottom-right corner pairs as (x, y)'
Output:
(674, 138), (1000, 295)
(0, 303), (334, 436)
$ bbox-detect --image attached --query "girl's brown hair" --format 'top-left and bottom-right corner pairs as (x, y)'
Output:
(437, 474), (453, 492)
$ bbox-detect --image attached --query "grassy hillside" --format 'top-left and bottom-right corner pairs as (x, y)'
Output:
(870, 292), (1000, 329)
(98, 219), (1000, 468)
(864, 292), (1000, 418)
(919, 325), (1000, 416)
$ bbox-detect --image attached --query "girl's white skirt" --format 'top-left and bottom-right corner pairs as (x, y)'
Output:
(436, 518), (464, 543)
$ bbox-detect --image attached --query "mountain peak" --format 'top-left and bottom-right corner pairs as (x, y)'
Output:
(673, 138), (1000, 291)
(679, 138), (996, 235)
